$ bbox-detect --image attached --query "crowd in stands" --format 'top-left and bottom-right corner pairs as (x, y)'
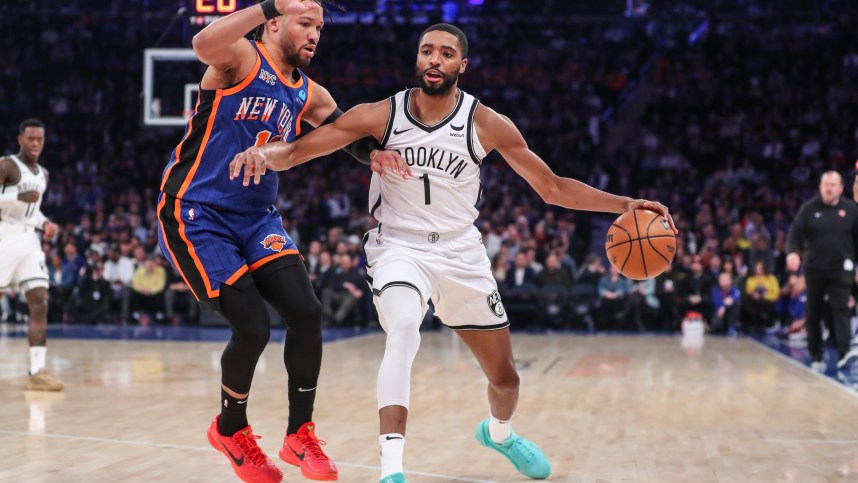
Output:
(2, 2), (857, 338)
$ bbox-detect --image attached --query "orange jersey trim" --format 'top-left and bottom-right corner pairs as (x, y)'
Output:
(225, 265), (249, 286)
(157, 196), (200, 301)
(176, 92), (222, 199)
(174, 199), (219, 299)
(256, 41), (304, 88)
(160, 94), (202, 192)
(249, 249), (300, 272)
(294, 79), (315, 136)
(221, 53), (262, 96)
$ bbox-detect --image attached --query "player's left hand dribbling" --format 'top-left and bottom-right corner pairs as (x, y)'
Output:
(42, 221), (59, 240)
(628, 199), (678, 234)
(229, 147), (267, 186)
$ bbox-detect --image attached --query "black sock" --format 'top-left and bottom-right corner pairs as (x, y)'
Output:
(287, 380), (316, 434)
(219, 390), (249, 436)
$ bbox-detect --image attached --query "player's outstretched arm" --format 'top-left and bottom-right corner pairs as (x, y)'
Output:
(294, 84), (408, 173)
(229, 100), (401, 186)
(192, 0), (312, 82)
(479, 105), (677, 233)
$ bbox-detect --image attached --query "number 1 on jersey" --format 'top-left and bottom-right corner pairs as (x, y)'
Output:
(420, 174), (431, 205)
(254, 130), (273, 147)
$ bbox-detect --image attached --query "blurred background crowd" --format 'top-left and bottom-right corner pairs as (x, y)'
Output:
(1, 0), (856, 337)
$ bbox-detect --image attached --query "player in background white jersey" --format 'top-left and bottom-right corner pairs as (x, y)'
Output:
(0, 119), (62, 391)
(231, 24), (677, 483)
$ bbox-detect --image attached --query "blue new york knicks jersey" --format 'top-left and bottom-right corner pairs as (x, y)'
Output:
(160, 39), (313, 211)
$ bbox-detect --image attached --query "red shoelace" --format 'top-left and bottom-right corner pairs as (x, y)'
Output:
(234, 429), (268, 466)
(298, 428), (329, 460)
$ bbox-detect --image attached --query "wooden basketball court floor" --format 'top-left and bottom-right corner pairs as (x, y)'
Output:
(2, 327), (858, 482)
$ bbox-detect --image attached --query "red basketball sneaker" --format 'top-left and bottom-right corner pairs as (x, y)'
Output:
(279, 422), (338, 481)
(207, 416), (283, 483)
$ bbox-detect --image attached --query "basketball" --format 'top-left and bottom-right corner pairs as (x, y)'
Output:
(605, 209), (676, 280)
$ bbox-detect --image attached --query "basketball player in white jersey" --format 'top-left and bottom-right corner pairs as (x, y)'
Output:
(230, 24), (677, 482)
(0, 119), (62, 391)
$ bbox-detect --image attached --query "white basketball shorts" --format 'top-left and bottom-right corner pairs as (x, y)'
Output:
(363, 225), (509, 330)
(0, 229), (49, 292)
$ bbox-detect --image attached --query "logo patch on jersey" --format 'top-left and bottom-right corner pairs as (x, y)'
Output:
(188, 208), (195, 221)
(450, 123), (464, 131)
(487, 290), (505, 318)
(298, 90), (306, 101)
(428, 232), (439, 243)
(259, 69), (277, 85)
(261, 234), (287, 252)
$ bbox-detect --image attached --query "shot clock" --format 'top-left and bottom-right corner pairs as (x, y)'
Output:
(189, 0), (252, 26)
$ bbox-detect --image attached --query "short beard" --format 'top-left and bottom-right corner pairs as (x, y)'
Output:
(284, 43), (312, 69)
(416, 66), (457, 96)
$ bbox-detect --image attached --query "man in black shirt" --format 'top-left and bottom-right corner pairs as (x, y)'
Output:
(787, 171), (858, 371)
(320, 252), (365, 326)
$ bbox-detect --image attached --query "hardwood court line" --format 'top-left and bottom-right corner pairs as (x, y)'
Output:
(0, 429), (498, 483)
(542, 356), (561, 374)
(767, 438), (858, 445)
(749, 338), (858, 401)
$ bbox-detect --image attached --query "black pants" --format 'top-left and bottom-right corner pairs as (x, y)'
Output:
(805, 270), (852, 360)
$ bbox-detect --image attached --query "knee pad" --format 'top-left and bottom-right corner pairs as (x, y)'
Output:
(287, 296), (322, 331)
(376, 286), (425, 409)
(219, 283), (271, 350)
(253, 260), (322, 331)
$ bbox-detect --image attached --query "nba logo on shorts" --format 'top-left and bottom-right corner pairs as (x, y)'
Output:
(487, 290), (505, 318)
(261, 234), (287, 252)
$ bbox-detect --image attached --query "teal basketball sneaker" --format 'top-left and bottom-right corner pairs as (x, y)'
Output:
(474, 419), (551, 479)
(379, 472), (407, 483)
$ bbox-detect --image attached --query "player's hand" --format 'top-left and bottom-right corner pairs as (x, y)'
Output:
(274, 0), (314, 17)
(370, 149), (411, 180)
(17, 191), (40, 203)
(42, 221), (59, 240)
(627, 199), (678, 234)
(229, 147), (268, 186)
(786, 252), (801, 272)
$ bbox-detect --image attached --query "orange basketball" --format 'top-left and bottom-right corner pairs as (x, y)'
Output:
(605, 209), (676, 280)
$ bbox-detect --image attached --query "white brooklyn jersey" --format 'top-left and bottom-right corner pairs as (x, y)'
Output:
(0, 155), (47, 228)
(370, 88), (486, 233)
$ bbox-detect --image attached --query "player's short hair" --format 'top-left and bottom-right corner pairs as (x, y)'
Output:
(419, 23), (469, 58)
(19, 118), (44, 134)
(250, 0), (342, 41)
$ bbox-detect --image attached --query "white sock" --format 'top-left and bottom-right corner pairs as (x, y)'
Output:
(489, 414), (511, 444)
(30, 346), (47, 375)
(379, 433), (405, 477)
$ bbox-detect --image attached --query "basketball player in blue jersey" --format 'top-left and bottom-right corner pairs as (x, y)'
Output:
(230, 24), (677, 483)
(157, 1), (396, 481)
